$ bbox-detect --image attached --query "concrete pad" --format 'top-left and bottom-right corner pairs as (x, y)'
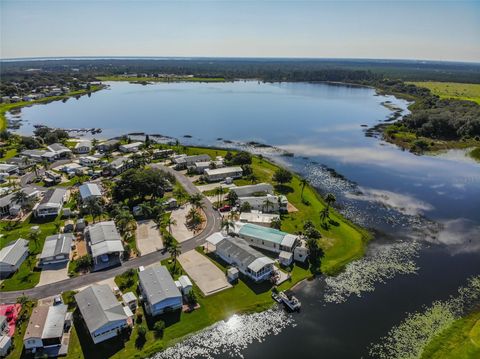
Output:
(196, 183), (235, 192)
(135, 220), (164, 255)
(178, 250), (232, 296)
(37, 262), (69, 287)
(170, 204), (197, 243)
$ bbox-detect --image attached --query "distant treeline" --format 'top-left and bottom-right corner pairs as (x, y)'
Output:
(2, 58), (480, 83)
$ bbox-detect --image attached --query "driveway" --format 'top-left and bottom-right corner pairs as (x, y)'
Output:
(178, 250), (231, 296)
(136, 220), (163, 255)
(37, 262), (69, 287)
(196, 183), (235, 192)
(170, 204), (200, 243)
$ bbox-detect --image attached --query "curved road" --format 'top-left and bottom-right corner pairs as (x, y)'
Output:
(0, 164), (221, 303)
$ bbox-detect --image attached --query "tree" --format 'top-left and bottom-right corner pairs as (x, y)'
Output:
(115, 209), (136, 235)
(300, 178), (308, 200)
(215, 186), (224, 206)
(28, 230), (40, 249)
(225, 190), (238, 206)
(84, 197), (103, 223)
(270, 217), (281, 230)
(163, 216), (177, 234)
(306, 238), (323, 262)
(221, 218), (235, 234)
(145, 134), (150, 148)
(168, 242), (182, 269)
(247, 173), (258, 184)
(153, 320), (165, 338)
(263, 198), (274, 213)
(13, 191), (29, 208)
(137, 202), (153, 218)
(273, 168), (293, 185)
(325, 193), (336, 210)
(31, 163), (39, 178)
(188, 193), (204, 209)
(239, 201), (251, 213)
(320, 207), (330, 226)
(229, 151), (252, 165)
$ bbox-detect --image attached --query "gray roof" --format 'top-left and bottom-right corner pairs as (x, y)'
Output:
(75, 284), (128, 333)
(138, 264), (182, 306)
(109, 157), (131, 169)
(0, 187), (41, 208)
(43, 304), (68, 339)
(39, 233), (73, 259)
(79, 183), (102, 200)
(38, 188), (67, 208)
(231, 183), (274, 197)
(86, 221), (124, 257)
(205, 166), (243, 176)
(75, 140), (92, 148)
(215, 236), (265, 268)
(48, 143), (71, 153)
(21, 149), (47, 158)
(175, 154), (210, 165)
(0, 238), (28, 265)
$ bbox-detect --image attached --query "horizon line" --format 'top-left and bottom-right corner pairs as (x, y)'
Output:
(1, 55), (480, 65)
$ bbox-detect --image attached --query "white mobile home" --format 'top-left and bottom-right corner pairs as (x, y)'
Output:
(39, 233), (73, 265)
(85, 221), (124, 271)
(204, 166), (243, 182)
(0, 238), (29, 277)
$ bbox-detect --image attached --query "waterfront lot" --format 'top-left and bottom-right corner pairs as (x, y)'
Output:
(178, 250), (232, 296)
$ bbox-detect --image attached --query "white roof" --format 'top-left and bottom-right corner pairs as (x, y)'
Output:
(248, 257), (275, 272)
(122, 292), (137, 304)
(231, 183), (274, 197)
(279, 251), (293, 260)
(239, 212), (279, 224)
(123, 305), (134, 318)
(205, 166), (242, 176)
(120, 142), (142, 149)
(206, 232), (226, 246)
(0, 238), (28, 266)
(178, 275), (192, 288)
(280, 234), (297, 249)
(87, 221), (124, 257)
(79, 183), (102, 200)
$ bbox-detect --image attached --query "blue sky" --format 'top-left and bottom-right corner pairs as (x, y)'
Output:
(1, 0), (479, 62)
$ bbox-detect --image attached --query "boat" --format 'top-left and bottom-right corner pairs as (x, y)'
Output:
(271, 292), (282, 303)
(278, 290), (301, 311)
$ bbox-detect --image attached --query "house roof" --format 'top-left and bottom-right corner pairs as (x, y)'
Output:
(120, 142), (142, 149)
(24, 305), (49, 340)
(236, 222), (298, 248)
(86, 221), (124, 257)
(47, 143), (71, 153)
(138, 264), (182, 306)
(238, 195), (281, 208)
(239, 212), (279, 224)
(174, 154), (210, 164)
(215, 236), (273, 272)
(231, 183), (274, 197)
(121, 292), (137, 304)
(79, 183), (102, 200)
(178, 275), (192, 288)
(75, 284), (127, 333)
(42, 304), (68, 339)
(205, 232), (225, 246)
(75, 140), (92, 148)
(205, 166), (242, 176)
(37, 188), (66, 210)
(39, 233), (73, 259)
(0, 238), (28, 266)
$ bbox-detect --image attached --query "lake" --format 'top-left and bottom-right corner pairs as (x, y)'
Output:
(9, 81), (480, 358)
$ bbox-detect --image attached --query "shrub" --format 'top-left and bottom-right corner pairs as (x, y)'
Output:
(153, 320), (165, 337)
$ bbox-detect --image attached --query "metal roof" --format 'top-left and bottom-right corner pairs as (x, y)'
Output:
(0, 238), (28, 266)
(231, 183), (274, 197)
(138, 264), (182, 306)
(39, 233), (73, 259)
(75, 284), (127, 333)
(43, 304), (68, 339)
(79, 183), (102, 200)
(86, 221), (124, 257)
(37, 188), (66, 209)
(237, 223), (288, 245)
(178, 275), (192, 288)
(215, 236), (269, 269)
(205, 166), (243, 176)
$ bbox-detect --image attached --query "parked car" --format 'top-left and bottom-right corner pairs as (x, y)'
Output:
(219, 205), (231, 212)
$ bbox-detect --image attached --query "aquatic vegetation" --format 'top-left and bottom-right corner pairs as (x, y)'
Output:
(323, 241), (421, 304)
(154, 308), (295, 359)
(369, 276), (480, 359)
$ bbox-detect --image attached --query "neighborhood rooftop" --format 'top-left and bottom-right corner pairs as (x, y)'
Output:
(86, 221), (124, 257)
(138, 264), (182, 305)
(39, 233), (74, 260)
(0, 238), (29, 265)
(237, 222), (297, 247)
(74, 284), (128, 333)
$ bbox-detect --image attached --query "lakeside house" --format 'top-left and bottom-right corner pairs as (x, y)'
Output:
(47, 143), (72, 158)
(74, 140), (92, 154)
(33, 188), (68, 218)
(172, 154), (210, 170)
(193, 160), (224, 174)
(38, 233), (74, 266)
(204, 166), (243, 182)
(79, 156), (101, 166)
(138, 264), (183, 316)
(23, 303), (71, 356)
(75, 284), (130, 344)
(21, 149), (47, 162)
(0, 238), (29, 278)
(238, 194), (288, 213)
(230, 183), (274, 197)
(234, 222), (308, 264)
(78, 183), (102, 202)
(206, 233), (275, 282)
(85, 221), (124, 271)
(239, 211), (280, 227)
(152, 149), (174, 159)
(96, 139), (120, 152)
(119, 142), (143, 153)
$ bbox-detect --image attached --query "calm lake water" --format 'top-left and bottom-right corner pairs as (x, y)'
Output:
(9, 81), (480, 358)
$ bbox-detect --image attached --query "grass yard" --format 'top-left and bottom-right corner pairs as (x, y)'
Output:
(409, 81), (480, 105)
(469, 147), (480, 162)
(0, 217), (62, 291)
(421, 309), (480, 359)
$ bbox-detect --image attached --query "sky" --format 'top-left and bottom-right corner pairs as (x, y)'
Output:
(1, 0), (479, 62)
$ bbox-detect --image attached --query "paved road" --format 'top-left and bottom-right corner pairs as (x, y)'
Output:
(0, 164), (221, 303)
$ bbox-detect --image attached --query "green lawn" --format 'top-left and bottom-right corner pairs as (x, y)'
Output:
(0, 217), (62, 291)
(421, 309), (480, 359)
(469, 147), (480, 162)
(408, 81), (480, 105)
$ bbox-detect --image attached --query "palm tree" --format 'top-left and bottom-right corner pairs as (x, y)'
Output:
(168, 242), (182, 269)
(270, 217), (282, 230)
(248, 174), (258, 184)
(28, 231), (40, 249)
(138, 203), (153, 218)
(13, 191), (28, 207)
(84, 197), (103, 223)
(115, 209), (136, 235)
(41, 159), (49, 171)
(221, 218), (235, 234)
(188, 193), (204, 209)
(300, 178), (308, 200)
(320, 207), (330, 226)
(163, 216), (177, 234)
(215, 186), (223, 206)
(263, 198), (274, 213)
(174, 188), (187, 205)
(31, 163), (39, 178)
(325, 193), (336, 210)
